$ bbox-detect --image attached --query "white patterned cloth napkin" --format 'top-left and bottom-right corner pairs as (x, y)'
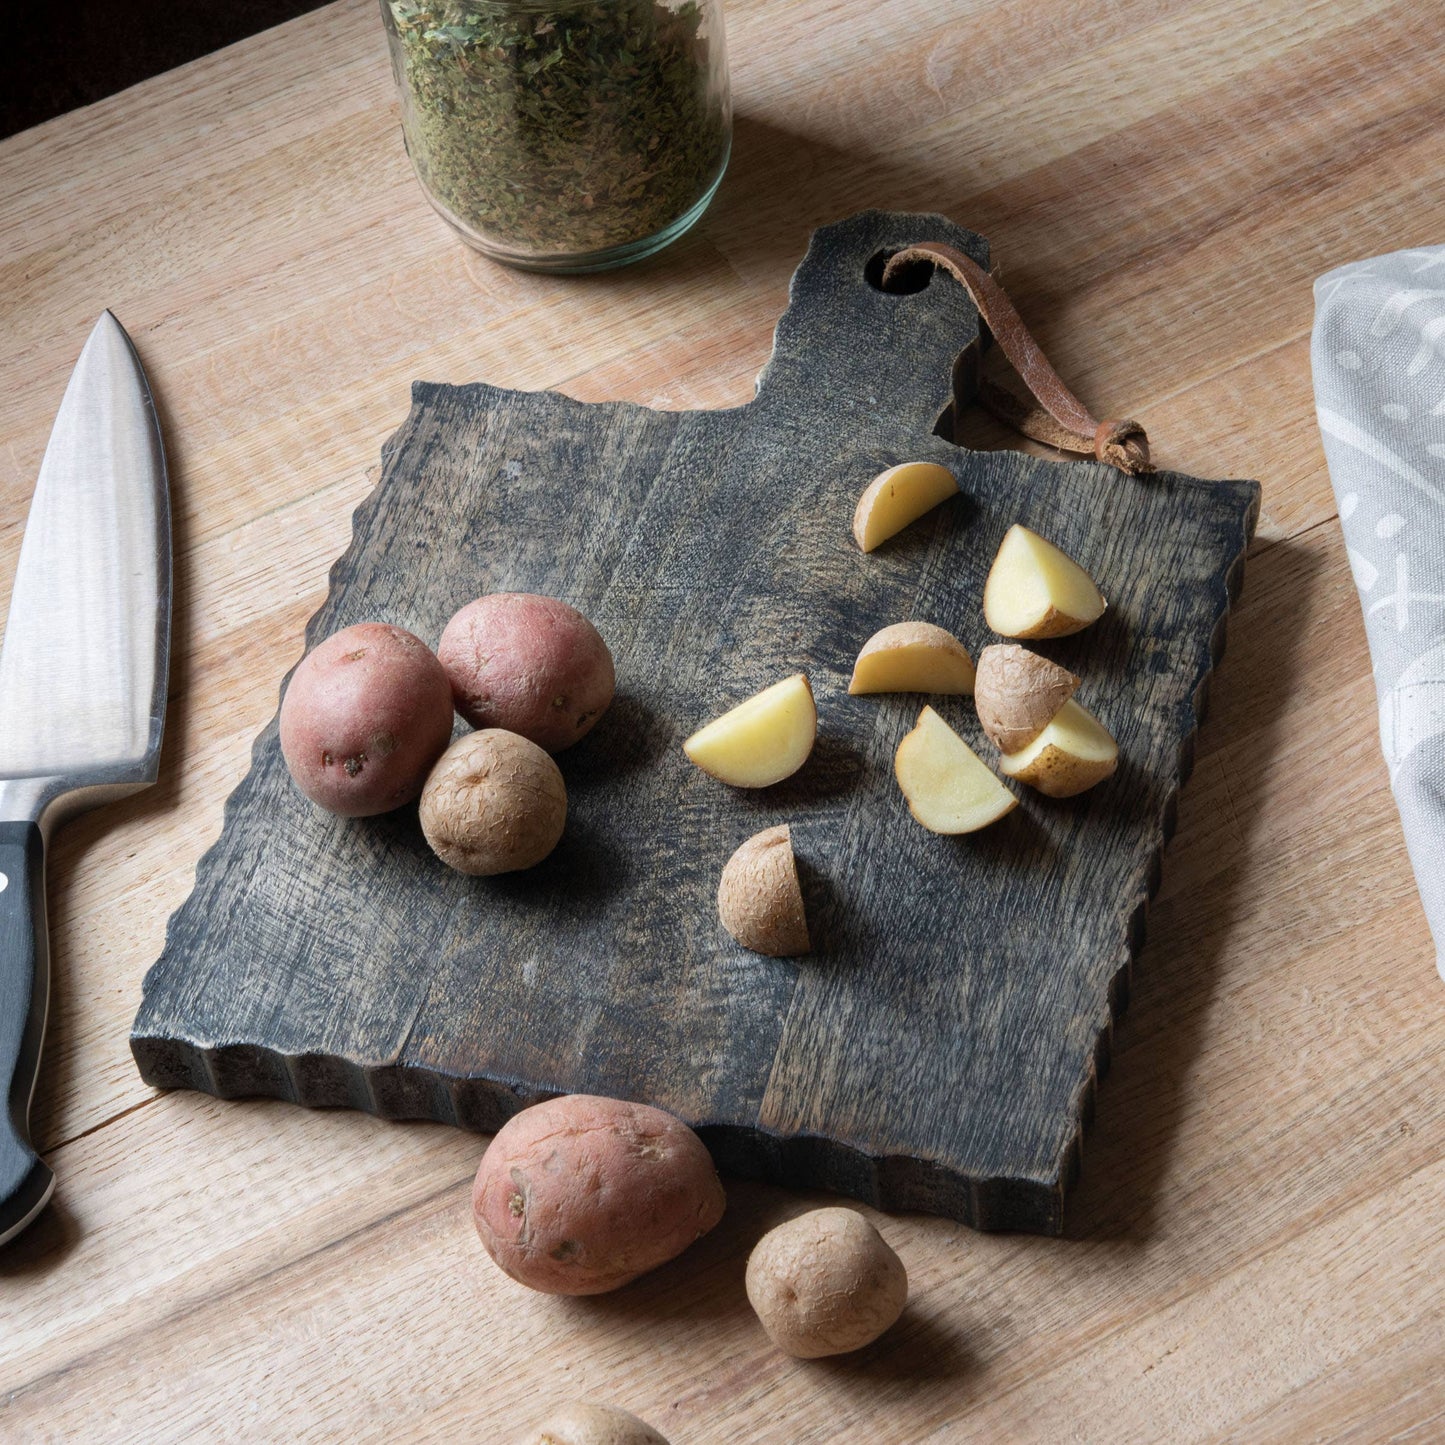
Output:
(1313, 246), (1445, 981)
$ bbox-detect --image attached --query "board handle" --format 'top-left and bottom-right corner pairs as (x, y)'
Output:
(883, 242), (1153, 475)
(0, 822), (54, 1247)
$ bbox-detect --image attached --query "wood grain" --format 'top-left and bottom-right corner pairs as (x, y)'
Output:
(1, 0), (1443, 1438)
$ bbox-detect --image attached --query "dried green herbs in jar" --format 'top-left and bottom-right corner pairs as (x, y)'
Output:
(381, 0), (731, 272)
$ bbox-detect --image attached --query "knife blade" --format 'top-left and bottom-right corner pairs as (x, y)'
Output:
(0, 311), (171, 1247)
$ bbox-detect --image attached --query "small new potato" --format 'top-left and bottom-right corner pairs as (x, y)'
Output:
(473, 1095), (726, 1295)
(438, 592), (615, 753)
(746, 1207), (908, 1358)
(521, 1402), (670, 1445)
(420, 729), (566, 875)
(279, 621), (454, 817)
(717, 824), (810, 957)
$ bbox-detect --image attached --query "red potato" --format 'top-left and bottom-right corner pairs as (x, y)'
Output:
(279, 622), (454, 817)
(472, 1095), (725, 1295)
(437, 593), (615, 753)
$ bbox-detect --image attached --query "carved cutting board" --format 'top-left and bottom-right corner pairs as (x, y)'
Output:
(132, 211), (1259, 1234)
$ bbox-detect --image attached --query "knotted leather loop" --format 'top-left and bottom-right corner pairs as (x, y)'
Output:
(881, 241), (1154, 476)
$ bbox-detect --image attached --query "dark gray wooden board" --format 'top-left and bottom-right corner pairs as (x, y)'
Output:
(132, 211), (1259, 1234)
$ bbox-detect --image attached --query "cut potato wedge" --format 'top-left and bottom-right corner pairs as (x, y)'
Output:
(973, 643), (1079, 753)
(852, 462), (959, 552)
(982, 524), (1106, 638)
(894, 706), (1017, 834)
(684, 674), (817, 788)
(717, 824), (811, 957)
(998, 699), (1118, 797)
(848, 622), (975, 696)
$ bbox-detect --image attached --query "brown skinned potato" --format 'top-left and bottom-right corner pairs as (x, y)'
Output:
(998, 698), (1119, 797)
(419, 729), (566, 875)
(521, 1402), (671, 1445)
(717, 824), (810, 957)
(848, 621), (975, 696)
(973, 643), (1079, 753)
(982, 524), (1106, 638)
(746, 1206), (908, 1357)
(472, 1095), (725, 1295)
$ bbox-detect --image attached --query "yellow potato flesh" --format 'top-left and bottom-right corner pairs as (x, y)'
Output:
(982, 524), (1106, 638)
(684, 674), (817, 788)
(998, 699), (1118, 797)
(894, 706), (1017, 834)
(849, 622), (975, 695)
(852, 463), (959, 552)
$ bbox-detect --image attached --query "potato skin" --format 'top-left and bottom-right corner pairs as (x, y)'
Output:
(472, 1095), (726, 1295)
(278, 622), (454, 817)
(746, 1207), (908, 1358)
(521, 1402), (670, 1445)
(438, 593), (615, 753)
(973, 643), (1078, 753)
(419, 729), (566, 875)
(717, 824), (810, 957)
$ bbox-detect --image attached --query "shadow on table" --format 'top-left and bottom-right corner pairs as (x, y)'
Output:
(1063, 535), (1323, 1244)
(565, 1176), (978, 1407)
(610, 112), (991, 301)
(0, 1194), (81, 1275)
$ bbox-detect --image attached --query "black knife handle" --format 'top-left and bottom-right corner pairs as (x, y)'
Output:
(0, 822), (53, 1245)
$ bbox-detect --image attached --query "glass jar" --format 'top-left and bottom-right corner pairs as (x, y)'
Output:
(380, 0), (731, 272)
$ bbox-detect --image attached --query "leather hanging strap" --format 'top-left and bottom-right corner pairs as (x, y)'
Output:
(882, 242), (1154, 476)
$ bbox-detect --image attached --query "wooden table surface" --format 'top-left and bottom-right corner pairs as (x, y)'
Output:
(2, 1), (1442, 1439)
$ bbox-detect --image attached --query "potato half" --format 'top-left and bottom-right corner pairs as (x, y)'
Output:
(982, 524), (1106, 638)
(852, 462), (959, 552)
(998, 698), (1118, 797)
(718, 824), (810, 957)
(973, 643), (1079, 753)
(848, 621), (975, 696)
(683, 674), (816, 788)
(894, 706), (1017, 834)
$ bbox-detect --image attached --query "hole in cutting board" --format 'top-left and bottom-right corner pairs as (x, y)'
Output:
(864, 248), (933, 294)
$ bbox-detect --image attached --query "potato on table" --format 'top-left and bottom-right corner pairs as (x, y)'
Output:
(973, 642), (1079, 753)
(472, 1095), (726, 1295)
(683, 673), (816, 788)
(520, 1402), (671, 1445)
(998, 698), (1118, 797)
(848, 620), (975, 696)
(852, 461), (959, 552)
(717, 824), (810, 957)
(746, 1206), (908, 1358)
(894, 706), (1017, 834)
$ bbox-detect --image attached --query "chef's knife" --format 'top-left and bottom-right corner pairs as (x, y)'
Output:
(0, 312), (171, 1246)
